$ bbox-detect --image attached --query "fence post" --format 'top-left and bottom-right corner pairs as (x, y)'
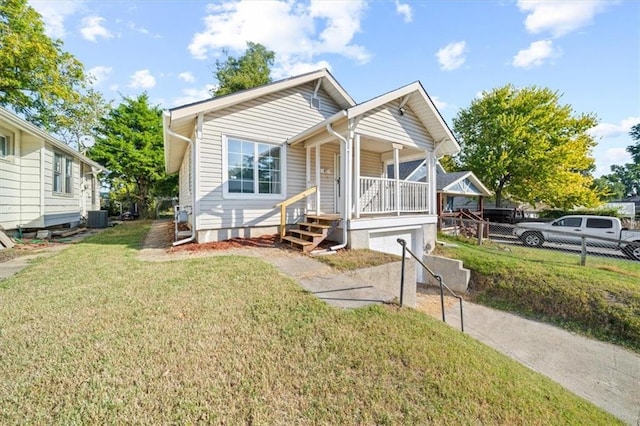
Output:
(477, 222), (483, 245)
(580, 236), (587, 266)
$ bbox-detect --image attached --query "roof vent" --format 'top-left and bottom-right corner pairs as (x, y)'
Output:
(310, 96), (321, 110)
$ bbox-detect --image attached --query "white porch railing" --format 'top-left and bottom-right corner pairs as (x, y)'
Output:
(359, 177), (430, 214)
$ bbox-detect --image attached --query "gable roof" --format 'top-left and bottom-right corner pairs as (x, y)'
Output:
(287, 81), (461, 157)
(0, 107), (105, 171)
(164, 68), (355, 173)
(437, 171), (492, 196)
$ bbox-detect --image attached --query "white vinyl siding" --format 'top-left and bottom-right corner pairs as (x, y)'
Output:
(357, 102), (433, 149)
(360, 150), (383, 177)
(196, 83), (340, 232)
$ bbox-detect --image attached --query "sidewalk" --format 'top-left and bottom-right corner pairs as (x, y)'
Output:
(445, 302), (640, 425)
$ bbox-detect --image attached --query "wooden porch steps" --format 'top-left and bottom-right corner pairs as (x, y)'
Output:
(282, 215), (340, 253)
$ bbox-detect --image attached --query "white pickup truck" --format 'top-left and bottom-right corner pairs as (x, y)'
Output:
(514, 215), (640, 261)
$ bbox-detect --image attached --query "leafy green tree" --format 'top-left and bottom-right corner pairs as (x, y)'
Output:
(55, 88), (111, 151)
(89, 94), (176, 218)
(599, 123), (640, 197)
(453, 85), (600, 208)
(593, 176), (627, 201)
(212, 42), (275, 97)
(0, 0), (86, 129)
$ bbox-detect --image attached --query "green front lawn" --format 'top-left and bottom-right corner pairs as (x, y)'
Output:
(0, 223), (619, 424)
(438, 236), (640, 352)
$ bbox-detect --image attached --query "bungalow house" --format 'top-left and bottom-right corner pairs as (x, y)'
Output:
(0, 107), (105, 234)
(163, 69), (460, 260)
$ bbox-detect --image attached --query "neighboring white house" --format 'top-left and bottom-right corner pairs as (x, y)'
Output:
(163, 69), (460, 259)
(0, 107), (105, 233)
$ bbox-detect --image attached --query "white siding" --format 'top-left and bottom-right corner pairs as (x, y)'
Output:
(360, 150), (383, 177)
(195, 83), (341, 234)
(178, 144), (193, 226)
(17, 136), (42, 226)
(356, 101), (433, 149)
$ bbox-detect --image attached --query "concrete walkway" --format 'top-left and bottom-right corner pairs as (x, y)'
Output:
(444, 302), (640, 425)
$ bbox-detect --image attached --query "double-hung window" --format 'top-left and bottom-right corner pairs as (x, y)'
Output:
(225, 137), (283, 198)
(0, 134), (11, 158)
(53, 153), (73, 194)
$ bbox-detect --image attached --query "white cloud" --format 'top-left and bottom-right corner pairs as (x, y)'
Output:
(271, 58), (332, 80)
(178, 72), (196, 83)
(512, 39), (559, 68)
(127, 21), (162, 38)
(430, 96), (447, 110)
(80, 16), (114, 42)
(588, 117), (640, 139)
(129, 70), (156, 89)
(172, 85), (217, 107)
(29, 0), (83, 39)
(517, 0), (610, 38)
(436, 41), (467, 71)
(395, 0), (413, 23)
(87, 66), (113, 86)
(188, 0), (369, 76)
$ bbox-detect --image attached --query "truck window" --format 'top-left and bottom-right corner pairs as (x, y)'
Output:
(554, 217), (582, 227)
(586, 218), (613, 229)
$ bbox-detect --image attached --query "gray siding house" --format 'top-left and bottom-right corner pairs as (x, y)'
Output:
(163, 69), (460, 259)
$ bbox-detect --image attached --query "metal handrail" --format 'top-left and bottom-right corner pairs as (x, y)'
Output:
(397, 238), (464, 332)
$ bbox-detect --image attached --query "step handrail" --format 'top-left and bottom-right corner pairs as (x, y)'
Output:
(397, 238), (464, 332)
(274, 186), (317, 241)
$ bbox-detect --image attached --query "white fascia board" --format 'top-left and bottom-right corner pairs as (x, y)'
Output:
(0, 107), (106, 171)
(169, 69), (353, 122)
(346, 82), (421, 119)
(287, 110), (347, 146)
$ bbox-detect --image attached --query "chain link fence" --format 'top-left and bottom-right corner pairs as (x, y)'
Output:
(441, 217), (640, 265)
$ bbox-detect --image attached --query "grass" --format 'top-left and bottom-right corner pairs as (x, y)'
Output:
(437, 235), (640, 352)
(0, 222), (620, 424)
(315, 248), (401, 271)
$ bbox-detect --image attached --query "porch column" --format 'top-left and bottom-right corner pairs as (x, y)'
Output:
(393, 143), (402, 216)
(353, 134), (361, 218)
(306, 146), (311, 211)
(426, 150), (436, 215)
(315, 145), (321, 214)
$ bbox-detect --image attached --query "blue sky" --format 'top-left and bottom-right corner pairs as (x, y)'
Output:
(30, 0), (639, 176)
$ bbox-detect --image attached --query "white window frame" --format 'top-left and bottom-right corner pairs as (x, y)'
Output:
(53, 152), (73, 195)
(222, 135), (286, 200)
(0, 132), (14, 160)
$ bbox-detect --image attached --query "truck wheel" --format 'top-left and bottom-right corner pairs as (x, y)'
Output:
(623, 242), (640, 261)
(521, 231), (544, 247)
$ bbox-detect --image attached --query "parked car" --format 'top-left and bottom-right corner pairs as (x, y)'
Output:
(514, 215), (640, 261)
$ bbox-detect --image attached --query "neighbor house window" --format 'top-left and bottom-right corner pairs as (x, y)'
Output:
(0, 134), (11, 158)
(53, 153), (73, 194)
(225, 137), (282, 197)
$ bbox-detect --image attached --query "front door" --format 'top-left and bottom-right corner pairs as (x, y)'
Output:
(334, 153), (343, 214)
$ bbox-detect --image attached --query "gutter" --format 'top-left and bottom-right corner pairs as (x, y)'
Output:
(326, 123), (350, 251)
(164, 112), (197, 246)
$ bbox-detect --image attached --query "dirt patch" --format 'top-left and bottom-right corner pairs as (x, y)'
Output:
(415, 285), (460, 319)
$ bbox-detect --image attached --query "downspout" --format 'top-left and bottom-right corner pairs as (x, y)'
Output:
(326, 122), (350, 251)
(165, 115), (197, 247)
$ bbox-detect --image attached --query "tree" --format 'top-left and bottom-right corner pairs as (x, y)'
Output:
(0, 0), (86, 129)
(212, 42), (275, 97)
(54, 88), (111, 152)
(453, 85), (600, 208)
(598, 122), (640, 197)
(89, 94), (176, 218)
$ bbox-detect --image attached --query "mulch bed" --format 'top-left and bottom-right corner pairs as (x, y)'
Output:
(168, 233), (281, 253)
